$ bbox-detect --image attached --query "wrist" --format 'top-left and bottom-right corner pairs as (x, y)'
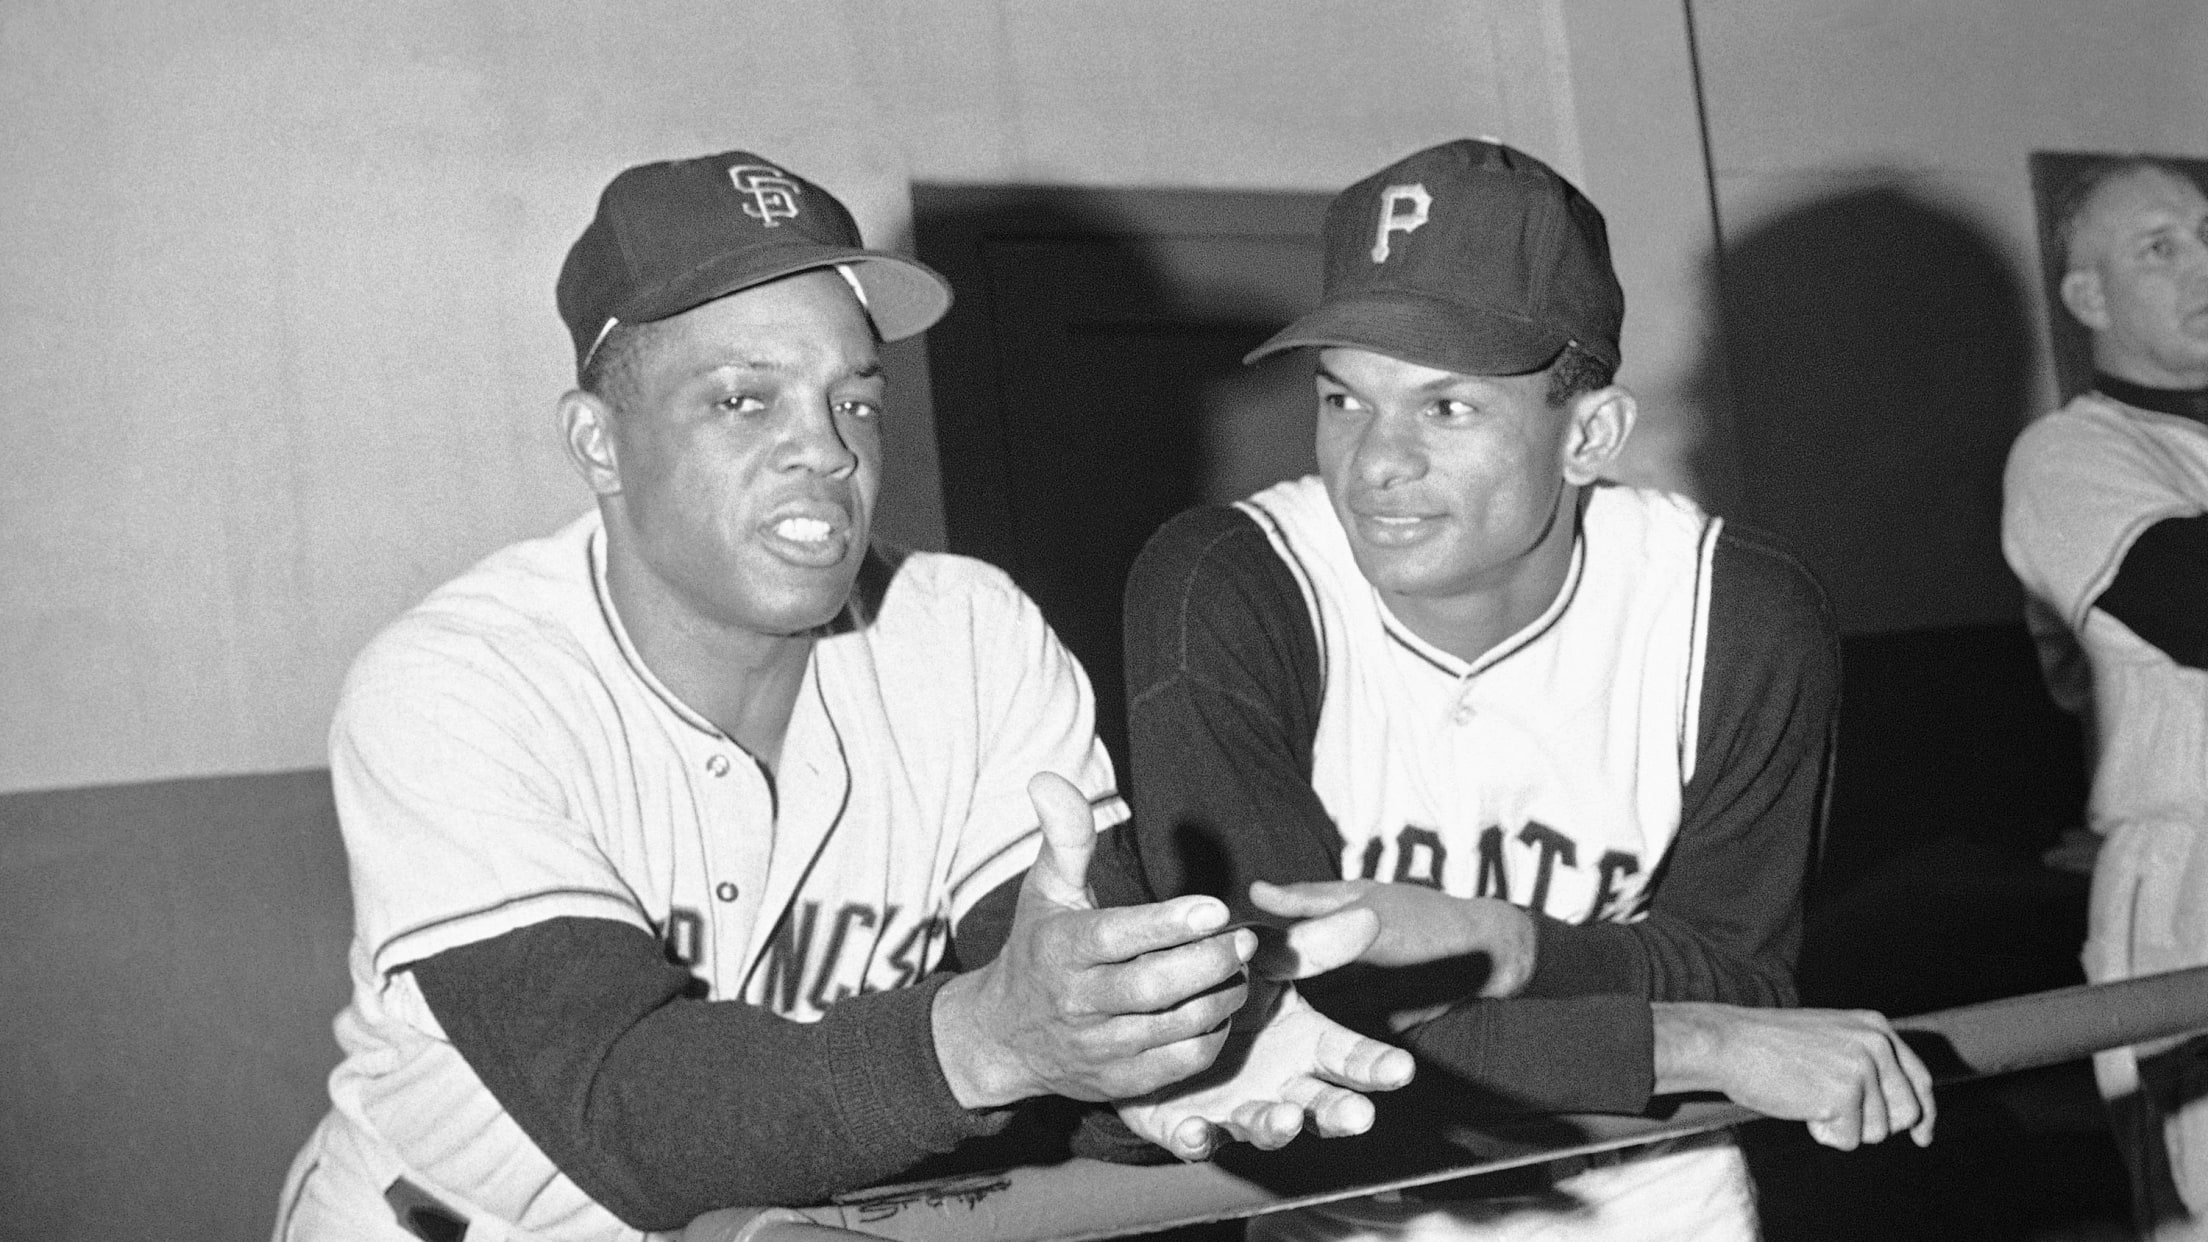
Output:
(1650, 1001), (1725, 1095)
(932, 966), (1031, 1109)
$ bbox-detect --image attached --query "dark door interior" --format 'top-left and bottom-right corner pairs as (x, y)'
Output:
(915, 186), (1329, 773)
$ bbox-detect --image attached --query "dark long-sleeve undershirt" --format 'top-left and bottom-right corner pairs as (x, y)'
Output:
(1102, 504), (1833, 1119)
(409, 871), (1026, 1230)
(2095, 513), (2208, 671)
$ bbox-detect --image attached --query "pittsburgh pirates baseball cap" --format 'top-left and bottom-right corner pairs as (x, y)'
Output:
(557, 150), (953, 374)
(1246, 138), (1623, 376)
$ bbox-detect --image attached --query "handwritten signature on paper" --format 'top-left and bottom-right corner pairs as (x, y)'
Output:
(837, 1174), (1014, 1223)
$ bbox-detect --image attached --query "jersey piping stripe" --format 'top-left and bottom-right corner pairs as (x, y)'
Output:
(1373, 529), (1588, 681)
(738, 670), (854, 1001)
(375, 887), (643, 973)
(947, 827), (1045, 912)
(1237, 500), (1332, 686)
(1679, 515), (1721, 786)
(587, 529), (723, 741)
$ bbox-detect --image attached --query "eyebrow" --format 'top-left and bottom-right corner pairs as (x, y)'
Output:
(712, 357), (884, 380)
(1314, 361), (1487, 397)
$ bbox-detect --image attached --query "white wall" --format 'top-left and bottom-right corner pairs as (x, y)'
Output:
(1693, 0), (2208, 633)
(9, 0), (1703, 793)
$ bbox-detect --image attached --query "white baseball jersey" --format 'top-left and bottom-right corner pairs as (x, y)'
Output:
(2005, 392), (2208, 1223)
(277, 509), (1124, 1242)
(2005, 392), (2208, 839)
(1240, 476), (1714, 921)
(1236, 475), (1753, 1242)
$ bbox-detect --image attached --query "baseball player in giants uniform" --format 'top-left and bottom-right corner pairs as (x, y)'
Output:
(274, 150), (1410, 1242)
(2005, 156), (2208, 1241)
(1101, 139), (1937, 1241)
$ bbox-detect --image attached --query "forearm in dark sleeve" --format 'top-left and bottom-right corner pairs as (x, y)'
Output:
(412, 917), (1009, 1229)
(1116, 508), (1341, 918)
(2094, 513), (2208, 670)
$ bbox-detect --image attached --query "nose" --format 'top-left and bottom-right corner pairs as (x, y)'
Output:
(1351, 409), (1426, 490)
(779, 395), (858, 478)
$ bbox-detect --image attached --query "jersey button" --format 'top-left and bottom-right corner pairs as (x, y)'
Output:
(1451, 703), (1475, 725)
(715, 882), (739, 902)
(706, 754), (731, 777)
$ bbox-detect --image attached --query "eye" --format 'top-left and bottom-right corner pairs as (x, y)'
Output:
(833, 398), (882, 421)
(2145, 235), (2178, 262)
(715, 393), (769, 415)
(1316, 384), (1360, 413)
(1430, 398), (1479, 421)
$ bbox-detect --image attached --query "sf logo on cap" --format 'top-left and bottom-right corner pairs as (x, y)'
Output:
(1371, 183), (1432, 262)
(729, 164), (803, 228)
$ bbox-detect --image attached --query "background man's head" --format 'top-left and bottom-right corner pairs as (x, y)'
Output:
(552, 151), (952, 640)
(2056, 156), (2208, 389)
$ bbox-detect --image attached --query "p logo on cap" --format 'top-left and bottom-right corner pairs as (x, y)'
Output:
(1246, 138), (1624, 379)
(1371, 183), (1433, 263)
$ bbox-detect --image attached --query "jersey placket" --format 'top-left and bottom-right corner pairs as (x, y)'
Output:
(690, 729), (775, 999)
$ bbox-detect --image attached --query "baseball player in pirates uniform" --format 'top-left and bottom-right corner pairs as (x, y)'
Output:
(2005, 156), (2208, 1241)
(1103, 139), (1937, 1241)
(274, 150), (1410, 1242)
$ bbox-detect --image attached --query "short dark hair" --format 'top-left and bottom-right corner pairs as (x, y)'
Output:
(1544, 340), (1616, 408)
(2053, 156), (2195, 273)
(577, 320), (663, 411)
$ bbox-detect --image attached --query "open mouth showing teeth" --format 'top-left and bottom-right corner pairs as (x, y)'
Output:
(774, 517), (834, 543)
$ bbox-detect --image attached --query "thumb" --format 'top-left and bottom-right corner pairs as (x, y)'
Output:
(1023, 771), (1097, 911)
(1259, 906), (1379, 981)
(1251, 879), (1360, 919)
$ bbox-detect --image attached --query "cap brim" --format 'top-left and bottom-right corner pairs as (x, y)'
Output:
(1243, 291), (1568, 377)
(620, 245), (952, 342)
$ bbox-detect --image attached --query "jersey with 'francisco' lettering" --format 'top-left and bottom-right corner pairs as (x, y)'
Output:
(286, 509), (1124, 1242)
(1111, 475), (1832, 1115)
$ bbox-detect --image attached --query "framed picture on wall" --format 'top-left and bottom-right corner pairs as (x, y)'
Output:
(2028, 149), (2208, 402)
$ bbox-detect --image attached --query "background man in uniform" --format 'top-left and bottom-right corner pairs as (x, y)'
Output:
(2005, 154), (2208, 1241)
(1105, 138), (1936, 1241)
(273, 149), (1411, 1242)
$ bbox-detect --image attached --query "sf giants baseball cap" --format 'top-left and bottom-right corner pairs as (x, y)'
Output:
(1246, 138), (1623, 376)
(557, 150), (953, 374)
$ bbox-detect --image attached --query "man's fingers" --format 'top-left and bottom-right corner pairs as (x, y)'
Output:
(1260, 905), (1379, 980)
(1890, 1030), (1938, 1146)
(1249, 879), (1361, 918)
(1855, 1067), (1892, 1146)
(1227, 1100), (1306, 1150)
(1314, 1023), (1416, 1092)
(1807, 1115), (1858, 1151)
(1071, 898), (1237, 967)
(1025, 772), (1098, 910)
(1301, 1084), (1376, 1137)
(1167, 1116), (1215, 1162)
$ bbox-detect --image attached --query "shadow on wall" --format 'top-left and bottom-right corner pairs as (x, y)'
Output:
(1710, 175), (2037, 636)
(913, 184), (1325, 776)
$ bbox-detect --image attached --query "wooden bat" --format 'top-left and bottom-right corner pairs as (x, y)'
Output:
(686, 964), (2208, 1242)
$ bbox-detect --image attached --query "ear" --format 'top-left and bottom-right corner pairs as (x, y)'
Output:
(559, 389), (622, 497)
(1561, 386), (1637, 487)
(2060, 269), (2110, 333)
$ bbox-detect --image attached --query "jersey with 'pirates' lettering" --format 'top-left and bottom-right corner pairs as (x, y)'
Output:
(275, 509), (1124, 1242)
(1108, 476), (1834, 1240)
